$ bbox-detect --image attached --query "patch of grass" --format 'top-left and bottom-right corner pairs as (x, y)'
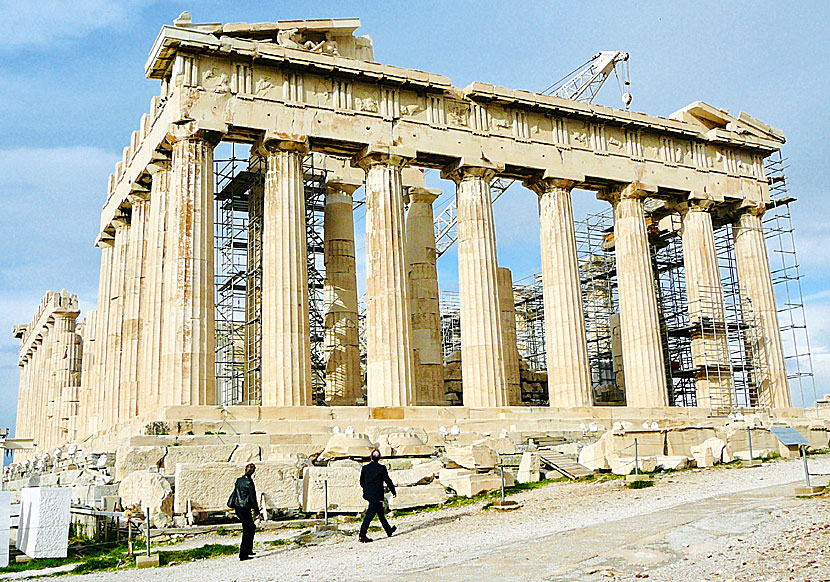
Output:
(627, 479), (654, 489)
(157, 544), (238, 566)
(0, 543), (129, 575)
(263, 539), (293, 548)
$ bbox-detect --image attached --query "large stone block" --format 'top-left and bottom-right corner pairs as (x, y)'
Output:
(388, 483), (448, 510)
(445, 444), (498, 470)
(609, 456), (658, 476)
(473, 437), (516, 455)
(118, 470), (173, 528)
(517, 452), (541, 483)
(577, 435), (611, 471)
(666, 427), (718, 456)
(0, 491), (9, 568)
(438, 468), (500, 497)
(230, 444), (262, 464)
(115, 446), (166, 481)
(302, 466), (364, 513)
(163, 445), (237, 473)
(319, 433), (376, 461)
(174, 462), (301, 515)
(389, 460), (442, 486)
(655, 455), (690, 471)
(17, 487), (72, 558)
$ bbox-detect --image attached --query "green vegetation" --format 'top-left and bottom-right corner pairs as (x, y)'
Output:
(0, 542), (240, 576)
(627, 479), (655, 489)
(263, 538), (294, 548)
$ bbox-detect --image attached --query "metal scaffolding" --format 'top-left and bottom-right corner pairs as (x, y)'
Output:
(213, 147), (330, 406)
(764, 151), (818, 409)
(513, 274), (546, 371)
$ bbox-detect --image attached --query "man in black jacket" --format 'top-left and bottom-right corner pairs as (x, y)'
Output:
(358, 449), (397, 543)
(231, 463), (262, 560)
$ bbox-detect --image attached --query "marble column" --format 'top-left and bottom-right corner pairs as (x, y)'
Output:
(120, 191), (149, 421)
(442, 164), (507, 408)
(140, 161), (170, 413)
(405, 187), (444, 405)
(530, 178), (592, 408)
(356, 149), (415, 407)
(258, 139), (313, 407)
(323, 179), (362, 405)
(88, 237), (113, 434)
(733, 207), (790, 408)
(52, 308), (79, 444)
(104, 217), (129, 428)
(602, 184), (668, 408)
(681, 202), (734, 409)
(37, 324), (53, 450)
(77, 310), (96, 439)
(161, 127), (218, 407)
(497, 267), (522, 405)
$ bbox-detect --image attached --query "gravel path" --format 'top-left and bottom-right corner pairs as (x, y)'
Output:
(48, 456), (830, 581)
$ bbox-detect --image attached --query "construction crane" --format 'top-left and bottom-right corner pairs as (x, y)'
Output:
(433, 51), (631, 258)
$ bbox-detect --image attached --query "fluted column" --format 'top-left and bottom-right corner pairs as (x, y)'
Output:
(405, 187), (445, 405)
(733, 207), (790, 408)
(529, 178), (592, 407)
(87, 237), (113, 435)
(323, 179), (361, 405)
(259, 138), (312, 406)
(37, 324), (54, 449)
(497, 267), (522, 405)
(52, 307), (79, 444)
(442, 163), (507, 408)
(140, 161), (170, 413)
(601, 184), (668, 408)
(161, 127), (219, 407)
(681, 202), (734, 409)
(77, 310), (96, 439)
(104, 217), (129, 428)
(121, 191), (149, 421)
(355, 148), (415, 407)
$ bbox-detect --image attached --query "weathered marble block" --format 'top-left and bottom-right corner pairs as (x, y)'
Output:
(0, 491), (10, 568)
(388, 483), (448, 510)
(174, 462), (301, 514)
(302, 466), (364, 513)
(16, 487), (72, 558)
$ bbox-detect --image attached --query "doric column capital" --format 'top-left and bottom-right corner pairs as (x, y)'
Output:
(257, 132), (310, 156)
(326, 177), (361, 198)
(353, 144), (414, 172)
(112, 215), (130, 230)
(597, 180), (657, 205)
(147, 157), (171, 175)
(440, 160), (499, 184)
(404, 186), (440, 205)
(737, 201), (766, 219)
(127, 182), (151, 204)
(168, 120), (226, 146)
(524, 177), (577, 196)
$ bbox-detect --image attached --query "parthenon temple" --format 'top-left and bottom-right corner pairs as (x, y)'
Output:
(12, 14), (814, 461)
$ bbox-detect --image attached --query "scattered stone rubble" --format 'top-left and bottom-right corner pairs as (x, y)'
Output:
(2, 421), (828, 532)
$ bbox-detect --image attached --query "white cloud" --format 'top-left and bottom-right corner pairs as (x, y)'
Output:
(0, 0), (150, 50)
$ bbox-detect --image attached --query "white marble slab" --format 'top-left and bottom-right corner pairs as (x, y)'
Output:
(16, 487), (71, 558)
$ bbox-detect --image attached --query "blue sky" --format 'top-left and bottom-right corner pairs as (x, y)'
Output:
(1, 0), (829, 439)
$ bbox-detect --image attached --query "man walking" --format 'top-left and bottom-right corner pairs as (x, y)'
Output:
(358, 449), (397, 543)
(229, 463), (262, 560)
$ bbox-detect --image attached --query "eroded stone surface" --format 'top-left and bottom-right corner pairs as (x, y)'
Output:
(118, 470), (174, 527)
(17, 487), (72, 558)
(302, 466), (364, 512)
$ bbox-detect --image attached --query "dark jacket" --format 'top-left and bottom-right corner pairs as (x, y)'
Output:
(230, 475), (260, 512)
(360, 460), (396, 502)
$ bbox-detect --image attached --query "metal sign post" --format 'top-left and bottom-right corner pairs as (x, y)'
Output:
(747, 427), (754, 461)
(500, 466), (506, 505)
(324, 479), (329, 527)
(801, 445), (812, 488)
(634, 438), (639, 477)
(145, 505), (151, 557)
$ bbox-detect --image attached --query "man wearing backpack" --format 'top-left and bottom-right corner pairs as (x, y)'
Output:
(228, 463), (262, 560)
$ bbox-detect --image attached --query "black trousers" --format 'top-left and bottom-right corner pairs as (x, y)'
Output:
(359, 499), (392, 538)
(235, 507), (256, 558)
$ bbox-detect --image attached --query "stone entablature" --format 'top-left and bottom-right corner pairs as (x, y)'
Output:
(16, 290), (80, 364)
(98, 20), (783, 238)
